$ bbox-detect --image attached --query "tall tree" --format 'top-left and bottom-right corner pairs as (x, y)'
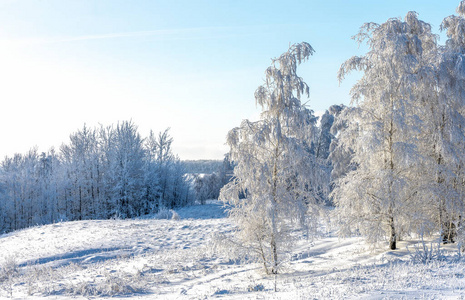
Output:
(220, 42), (327, 274)
(334, 12), (438, 250)
(106, 121), (146, 218)
(61, 125), (101, 220)
(434, 0), (465, 243)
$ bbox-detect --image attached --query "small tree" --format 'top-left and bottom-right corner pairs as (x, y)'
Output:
(220, 42), (327, 274)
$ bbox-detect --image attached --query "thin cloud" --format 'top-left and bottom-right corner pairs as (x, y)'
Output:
(60, 28), (203, 42)
(0, 24), (289, 45)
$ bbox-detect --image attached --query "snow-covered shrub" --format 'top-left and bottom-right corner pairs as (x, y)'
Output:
(171, 210), (180, 220)
(0, 256), (18, 297)
(65, 271), (147, 296)
(407, 239), (444, 264)
(209, 232), (252, 265)
(0, 256), (18, 280)
(247, 283), (265, 292)
(154, 207), (180, 220)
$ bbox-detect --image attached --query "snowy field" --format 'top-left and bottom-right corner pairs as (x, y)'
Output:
(1, 201), (465, 299)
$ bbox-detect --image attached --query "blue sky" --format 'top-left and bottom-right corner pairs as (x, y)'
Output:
(0, 1), (460, 159)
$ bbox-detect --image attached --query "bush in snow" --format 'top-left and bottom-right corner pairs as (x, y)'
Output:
(154, 207), (180, 220)
(0, 256), (18, 297)
(65, 270), (147, 296)
(407, 239), (444, 264)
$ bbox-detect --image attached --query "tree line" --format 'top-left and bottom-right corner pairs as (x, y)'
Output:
(0, 121), (193, 233)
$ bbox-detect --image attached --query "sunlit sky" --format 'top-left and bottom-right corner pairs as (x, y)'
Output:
(0, 1), (460, 160)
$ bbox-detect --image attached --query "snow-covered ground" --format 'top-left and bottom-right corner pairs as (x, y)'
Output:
(1, 201), (465, 299)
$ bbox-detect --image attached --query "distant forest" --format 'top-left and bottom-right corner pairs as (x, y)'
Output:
(0, 121), (193, 233)
(182, 160), (223, 174)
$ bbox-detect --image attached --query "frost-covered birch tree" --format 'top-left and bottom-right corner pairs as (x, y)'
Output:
(333, 12), (437, 250)
(105, 121), (146, 218)
(433, 0), (465, 243)
(220, 42), (328, 274)
(61, 125), (102, 220)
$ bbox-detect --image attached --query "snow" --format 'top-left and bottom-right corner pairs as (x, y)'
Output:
(1, 201), (465, 299)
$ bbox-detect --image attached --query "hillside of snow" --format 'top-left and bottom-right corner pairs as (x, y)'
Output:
(1, 201), (465, 299)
